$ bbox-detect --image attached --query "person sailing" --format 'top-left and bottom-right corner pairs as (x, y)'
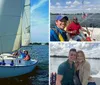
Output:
(50, 15), (69, 41)
(19, 50), (26, 59)
(19, 50), (30, 61)
(23, 50), (30, 61)
(67, 17), (90, 41)
(12, 51), (19, 57)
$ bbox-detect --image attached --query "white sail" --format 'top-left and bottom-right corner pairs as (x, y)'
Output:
(0, 0), (25, 54)
(22, 0), (30, 46)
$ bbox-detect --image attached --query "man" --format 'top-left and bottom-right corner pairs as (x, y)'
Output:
(67, 17), (90, 41)
(56, 48), (77, 85)
(50, 15), (68, 41)
(19, 50), (26, 59)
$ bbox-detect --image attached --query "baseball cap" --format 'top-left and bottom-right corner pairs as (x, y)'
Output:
(56, 15), (64, 21)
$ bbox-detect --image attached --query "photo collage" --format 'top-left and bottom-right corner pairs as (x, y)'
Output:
(0, 0), (100, 85)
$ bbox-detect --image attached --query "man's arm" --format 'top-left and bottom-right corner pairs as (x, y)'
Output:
(56, 74), (63, 85)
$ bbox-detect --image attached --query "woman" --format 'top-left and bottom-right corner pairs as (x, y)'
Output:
(23, 51), (30, 61)
(75, 50), (96, 85)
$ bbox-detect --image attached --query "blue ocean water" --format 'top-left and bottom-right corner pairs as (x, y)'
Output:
(0, 45), (49, 85)
(50, 13), (100, 28)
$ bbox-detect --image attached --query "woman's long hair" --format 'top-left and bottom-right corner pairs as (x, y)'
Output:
(77, 50), (86, 62)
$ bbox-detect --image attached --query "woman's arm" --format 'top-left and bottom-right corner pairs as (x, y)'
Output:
(82, 61), (90, 85)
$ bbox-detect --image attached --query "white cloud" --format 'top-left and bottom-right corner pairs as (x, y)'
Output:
(66, 1), (72, 5)
(84, 1), (90, 5)
(86, 8), (91, 11)
(65, 6), (68, 8)
(31, 0), (47, 12)
(56, 2), (60, 6)
(50, 5), (56, 9)
(70, 5), (76, 8)
(68, 0), (80, 9)
(73, 0), (80, 6)
(57, 5), (62, 8)
(50, 1), (100, 13)
(94, 8), (97, 10)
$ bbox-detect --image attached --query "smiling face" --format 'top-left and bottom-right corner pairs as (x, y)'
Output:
(77, 51), (85, 63)
(68, 51), (77, 62)
(60, 22), (66, 29)
(55, 20), (61, 28)
(56, 20), (66, 29)
(73, 17), (78, 23)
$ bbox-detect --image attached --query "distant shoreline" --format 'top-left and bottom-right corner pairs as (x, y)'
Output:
(50, 55), (100, 59)
(29, 43), (49, 45)
(50, 13), (100, 15)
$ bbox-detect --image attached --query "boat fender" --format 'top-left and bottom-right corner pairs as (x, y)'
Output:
(2, 60), (6, 65)
(19, 60), (21, 63)
(0, 62), (2, 65)
(10, 60), (14, 66)
(50, 72), (56, 85)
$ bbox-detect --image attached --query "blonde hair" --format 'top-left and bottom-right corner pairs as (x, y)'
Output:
(77, 50), (86, 62)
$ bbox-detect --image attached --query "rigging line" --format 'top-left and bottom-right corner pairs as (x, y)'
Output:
(80, 13), (95, 24)
(82, 0), (84, 12)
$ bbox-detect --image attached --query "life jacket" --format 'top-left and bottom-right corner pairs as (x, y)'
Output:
(51, 28), (65, 41)
(58, 33), (64, 41)
(24, 55), (30, 61)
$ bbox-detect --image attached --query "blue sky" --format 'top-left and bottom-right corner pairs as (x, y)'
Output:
(50, 0), (100, 13)
(31, 0), (49, 43)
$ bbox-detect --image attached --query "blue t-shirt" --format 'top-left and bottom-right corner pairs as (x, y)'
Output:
(19, 52), (26, 59)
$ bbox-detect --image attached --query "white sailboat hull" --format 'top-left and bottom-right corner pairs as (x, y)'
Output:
(0, 54), (38, 78)
(83, 27), (100, 41)
(0, 64), (36, 78)
(69, 27), (100, 41)
(92, 72), (100, 85)
(92, 77), (100, 85)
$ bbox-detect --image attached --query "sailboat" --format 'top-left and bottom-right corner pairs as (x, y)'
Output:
(0, 0), (38, 78)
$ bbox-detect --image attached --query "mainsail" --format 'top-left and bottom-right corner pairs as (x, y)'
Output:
(0, 0), (29, 54)
(22, 0), (30, 46)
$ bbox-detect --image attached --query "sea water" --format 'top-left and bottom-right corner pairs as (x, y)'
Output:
(50, 13), (100, 28)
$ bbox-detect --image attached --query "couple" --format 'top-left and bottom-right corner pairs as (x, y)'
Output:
(56, 48), (96, 85)
(50, 15), (90, 41)
(12, 50), (30, 61)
